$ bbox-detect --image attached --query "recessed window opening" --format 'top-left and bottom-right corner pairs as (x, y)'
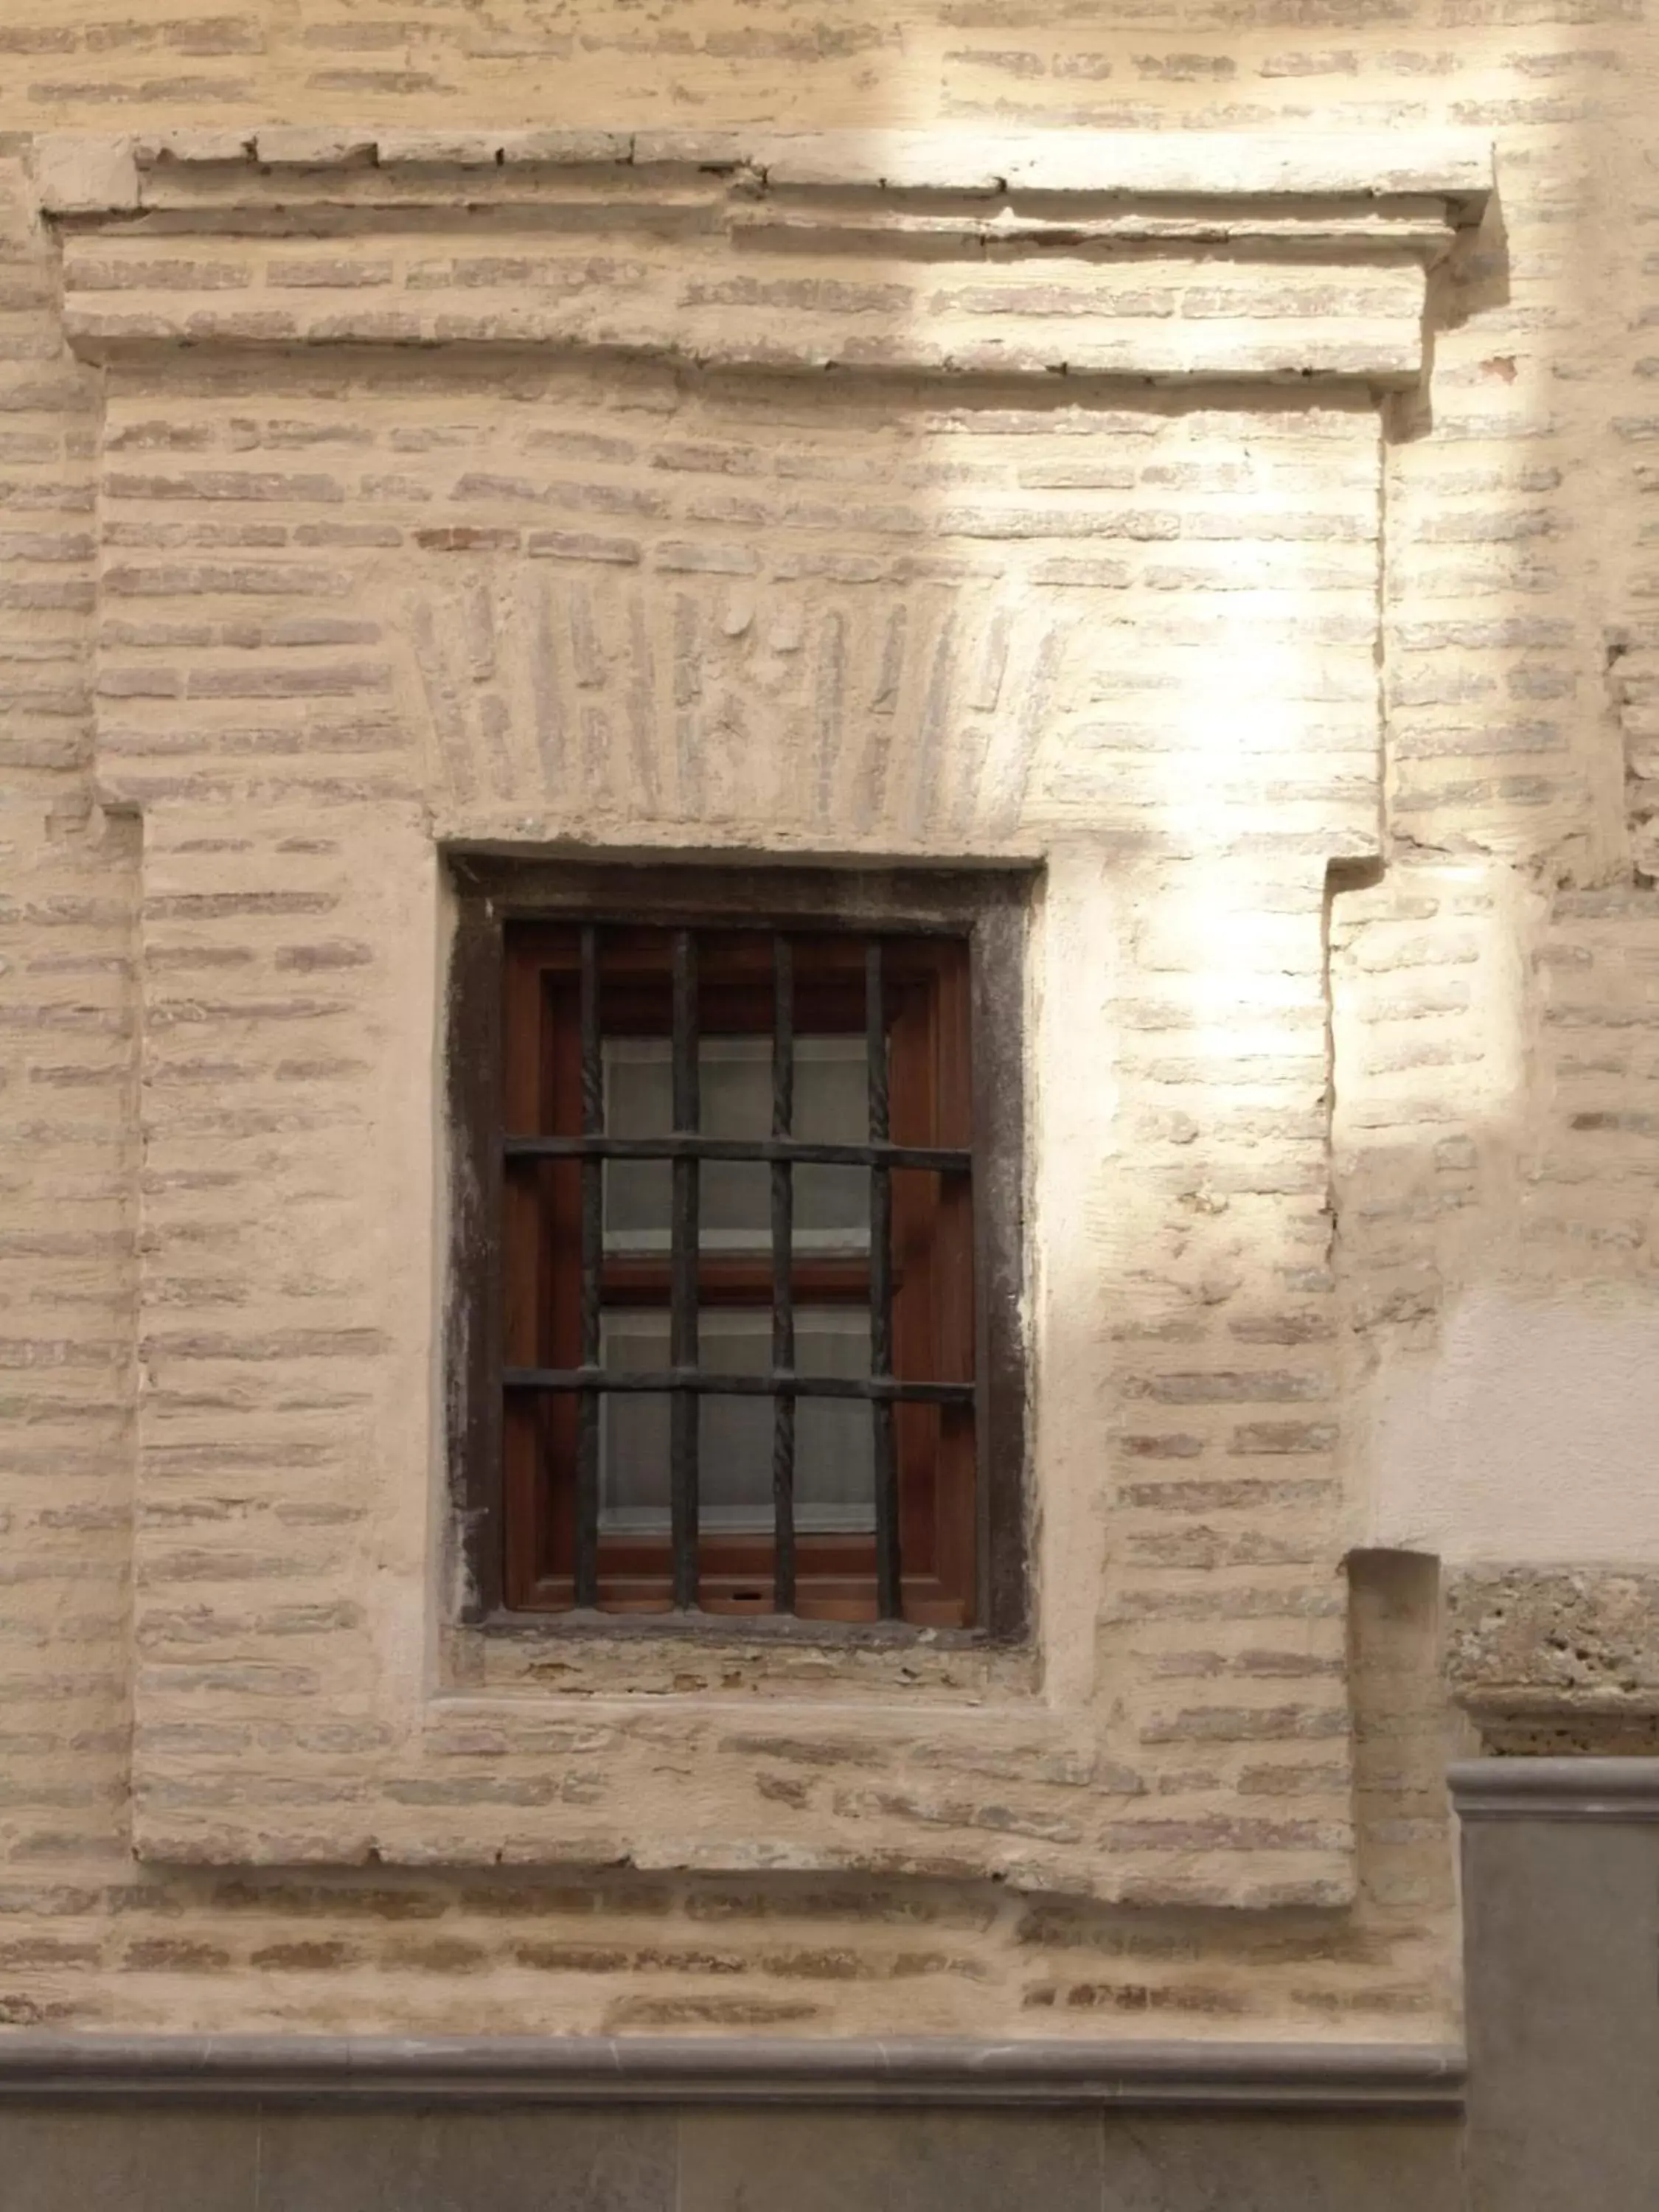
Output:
(499, 919), (979, 1625)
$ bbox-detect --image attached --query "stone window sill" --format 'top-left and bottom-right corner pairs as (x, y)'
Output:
(446, 1615), (1036, 1705)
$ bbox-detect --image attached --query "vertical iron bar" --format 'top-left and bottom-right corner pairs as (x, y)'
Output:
(670, 929), (700, 1610)
(867, 937), (900, 1620)
(575, 924), (602, 1608)
(771, 934), (796, 1614)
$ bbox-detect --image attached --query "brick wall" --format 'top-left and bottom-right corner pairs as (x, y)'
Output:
(0, 0), (1652, 2041)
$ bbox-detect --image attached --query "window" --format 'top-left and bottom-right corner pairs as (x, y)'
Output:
(448, 867), (1027, 1637)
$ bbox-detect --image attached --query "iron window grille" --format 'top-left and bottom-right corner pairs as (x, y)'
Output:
(448, 864), (1029, 1638)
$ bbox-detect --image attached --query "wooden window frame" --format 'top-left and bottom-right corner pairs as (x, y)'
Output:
(446, 860), (1031, 1644)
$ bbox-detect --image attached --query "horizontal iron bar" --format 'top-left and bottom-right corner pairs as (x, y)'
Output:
(504, 1134), (971, 1173)
(504, 1366), (973, 1405)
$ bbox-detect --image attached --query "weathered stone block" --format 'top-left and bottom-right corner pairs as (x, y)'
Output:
(1447, 1569), (1659, 1752)
(32, 133), (138, 215)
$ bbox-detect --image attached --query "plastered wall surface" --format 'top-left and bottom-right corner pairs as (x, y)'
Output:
(0, 0), (1653, 2043)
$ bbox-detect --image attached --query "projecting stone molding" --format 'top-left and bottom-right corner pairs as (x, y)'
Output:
(28, 130), (1492, 1904)
(38, 128), (1487, 385)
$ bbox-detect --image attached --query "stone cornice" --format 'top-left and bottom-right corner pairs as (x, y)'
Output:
(33, 125), (1492, 229)
(29, 126), (1492, 388)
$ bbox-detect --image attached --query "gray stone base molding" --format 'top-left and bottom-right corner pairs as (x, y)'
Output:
(1455, 1753), (1659, 2212)
(0, 2034), (1464, 2111)
(1450, 1754), (1659, 1818)
(0, 2104), (1471, 2212)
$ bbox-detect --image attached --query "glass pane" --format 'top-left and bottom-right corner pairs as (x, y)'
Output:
(697, 1313), (771, 1531)
(602, 1040), (671, 1251)
(796, 1037), (870, 1248)
(796, 1309), (874, 1534)
(602, 1035), (870, 1254)
(597, 1307), (873, 1534)
(699, 1039), (770, 1251)
(597, 1309), (669, 1534)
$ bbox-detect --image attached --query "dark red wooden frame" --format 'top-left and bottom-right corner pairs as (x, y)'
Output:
(445, 860), (1030, 1646)
(501, 926), (975, 1624)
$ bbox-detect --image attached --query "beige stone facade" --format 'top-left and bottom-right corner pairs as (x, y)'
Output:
(0, 0), (1654, 2048)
